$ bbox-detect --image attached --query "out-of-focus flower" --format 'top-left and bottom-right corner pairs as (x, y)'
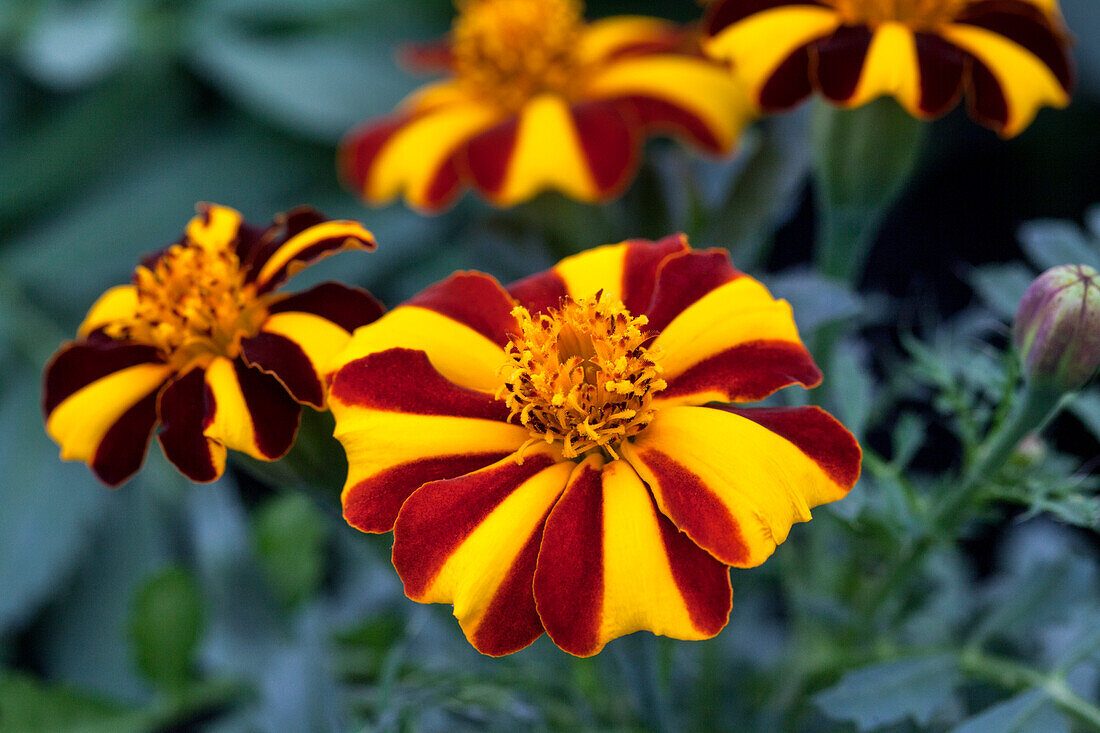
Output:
(1014, 264), (1100, 392)
(703, 0), (1073, 137)
(43, 204), (381, 486)
(340, 0), (753, 212)
(328, 236), (861, 656)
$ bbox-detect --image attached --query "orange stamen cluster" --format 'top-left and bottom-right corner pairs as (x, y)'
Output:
(498, 292), (666, 460)
(452, 0), (586, 111)
(828, 0), (969, 27)
(108, 241), (265, 369)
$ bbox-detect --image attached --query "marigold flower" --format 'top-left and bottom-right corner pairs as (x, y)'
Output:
(1015, 264), (1100, 392)
(340, 0), (753, 212)
(328, 236), (861, 656)
(43, 204), (381, 486)
(703, 0), (1073, 137)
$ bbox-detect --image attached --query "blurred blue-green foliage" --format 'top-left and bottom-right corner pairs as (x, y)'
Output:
(1, 0), (1098, 731)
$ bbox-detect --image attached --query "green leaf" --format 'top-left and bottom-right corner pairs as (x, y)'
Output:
(1018, 220), (1100, 272)
(128, 566), (205, 692)
(814, 655), (961, 731)
(1068, 390), (1100, 442)
(0, 374), (109, 632)
(828, 343), (874, 439)
(15, 0), (134, 90)
(951, 690), (1070, 733)
(768, 270), (862, 335)
(969, 263), (1035, 319)
(252, 494), (329, 607)
(0, 669), (135, 733)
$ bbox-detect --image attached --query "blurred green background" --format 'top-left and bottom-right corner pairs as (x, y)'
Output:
(1, 0), (1098, 731)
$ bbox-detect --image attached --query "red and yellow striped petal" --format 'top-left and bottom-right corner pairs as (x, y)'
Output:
(249, 219), (376, 293)
(242, 283), (384, 408)
(508, 235), (688, 315)
(533, 456), (732, 657)
(340, 99), (501, 212)
(942, 21), (1068, 136)
(704, 3), (840, 109)
(622, 405), (860, 568)
(43, 342), (171, 486)
(465, 94), (637, 207)
(157, 367), (226, 483)
(647, 254), (819, 405)
(578, 16), (682, 64)
(77, 285), (138, 338)
(587, 55), (754, 154)
(329, 348), (529, 533)
(392, 450), (572, 656)
(334, 272), (514, 393)
(201, 356), (300, 462)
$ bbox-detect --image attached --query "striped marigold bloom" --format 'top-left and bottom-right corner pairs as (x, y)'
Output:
(43, 204), (381, 486)
(703, 0), (1073, 137)
(327, 236), (861, 656)
(340, 0), (753, 212)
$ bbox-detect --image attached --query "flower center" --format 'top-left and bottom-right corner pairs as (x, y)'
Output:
(828, 0), (968, 27)
(452, 0), (586, 111)
(498, 292), (666, 460)
(108, 241), (266, 368)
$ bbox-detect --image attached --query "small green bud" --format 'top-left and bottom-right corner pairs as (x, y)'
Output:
(1014, 265), (1100, 392)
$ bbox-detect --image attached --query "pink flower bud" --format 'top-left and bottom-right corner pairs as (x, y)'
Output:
(1014, 265), (1100, 392)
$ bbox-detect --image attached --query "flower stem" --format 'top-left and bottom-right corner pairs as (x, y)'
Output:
(810, 98), (925, 285)
(960, 651), (1100, 731)
(865, 384), (1069, 618)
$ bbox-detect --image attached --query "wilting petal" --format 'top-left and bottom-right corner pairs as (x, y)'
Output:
(578, 16), (681, 64)
(704, 4), (839, 109)
(940, 21), (1069, 137)
(647, 253), (819, 405)
(335, 273), (513, 392)
(77, 285), (138, 338)
(202, 356), (300, 461)
(242, 283), (384, 408)
(330, 348), (529, 533)
(157, 367), (226, 483)
(249, 218), (376, 292)
(914, 33), (968, 117)
(588, 55), (753, 154)
(508, 235), (688, 315)
(393, 450), (572, 656)
(623, 405), (860, 568)
(43, 342), (171, 486)
(341, 100), (501, 212)
(467, 94), (633, 206)
(534, 456), (732, 657)
(955, 0), (1072, 93)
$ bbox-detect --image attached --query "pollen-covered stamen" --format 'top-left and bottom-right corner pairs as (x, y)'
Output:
(107, 241), (266, 369)
(828, 0), (969, 27)
(497, 292), (666, 460)
(452, 0), (586, 111)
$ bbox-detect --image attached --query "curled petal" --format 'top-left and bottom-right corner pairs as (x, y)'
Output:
(329, 348), (528, 533)
(392, 450), (572, 656)
(157, 367), (226, 483)
(578, 16), (683, 65)
(202, 357), (300, 461)
(248, 214), (376, 292)
(77, 285), (138, 338)
(622, 405), (859, 568)
(534, 457), (732, 657)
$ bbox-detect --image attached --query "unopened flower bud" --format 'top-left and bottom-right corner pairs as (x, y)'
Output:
(1014, 265), (1100, 392)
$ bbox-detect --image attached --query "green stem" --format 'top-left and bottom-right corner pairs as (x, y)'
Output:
(865, 384), (1068, 617)
(811, 99), (926, 286)
(961, 651), (1100, 731)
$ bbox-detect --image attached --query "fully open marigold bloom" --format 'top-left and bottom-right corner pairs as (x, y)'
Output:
(703, 0), (1073, 137)
(43, 204), (381, 486)
(328, 236), (861, 656)
(340, 0), (753, 212)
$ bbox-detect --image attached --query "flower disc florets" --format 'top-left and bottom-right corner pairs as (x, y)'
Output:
(828, 0), (968, 27)
(108, 241), (265, 369)
(453, 0), (585, 111)
(497, 291), (666, 460)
